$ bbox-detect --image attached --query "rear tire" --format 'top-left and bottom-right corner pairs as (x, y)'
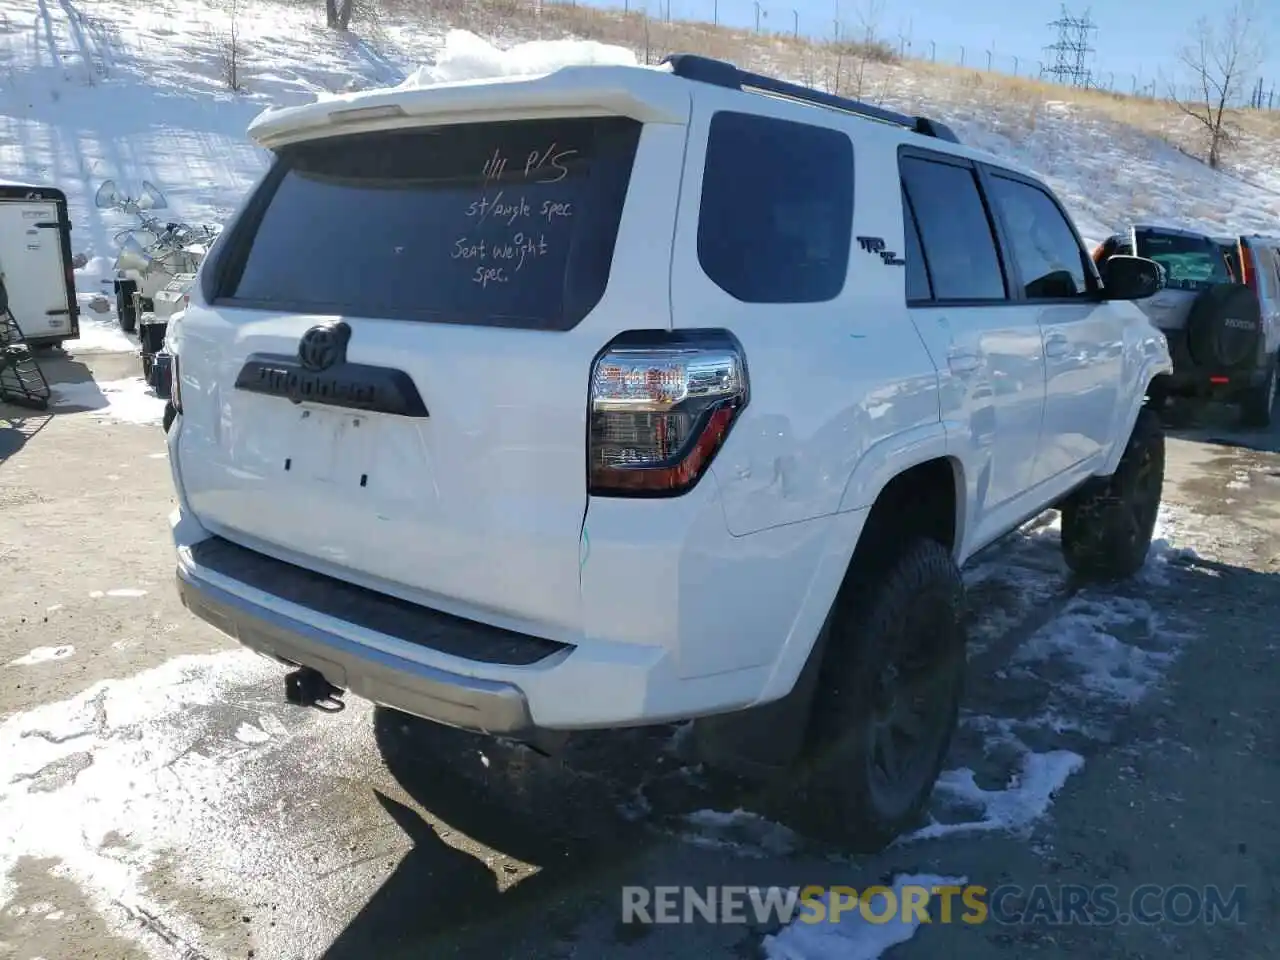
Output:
(779, 537), (966, 852)
(1239, 356), (1277, 429)
(116, 282), (138, 334)
(1061, 407), (1165, 581)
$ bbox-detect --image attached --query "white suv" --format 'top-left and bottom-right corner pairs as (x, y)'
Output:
(167, 54), (1172, 850)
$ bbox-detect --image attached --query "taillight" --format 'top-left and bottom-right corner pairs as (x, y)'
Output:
(588, 330), (748, 496)
(1240, 242), (1258, 291)
(171, 353), (182, 414)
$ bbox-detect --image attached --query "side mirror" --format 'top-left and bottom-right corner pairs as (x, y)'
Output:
(139, 180), (168, 211)
(95, 179), (121, 210)
(1101, 255), (1164, 301)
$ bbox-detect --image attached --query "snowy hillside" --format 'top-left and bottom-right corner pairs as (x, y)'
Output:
(3, 0), (1280, 349)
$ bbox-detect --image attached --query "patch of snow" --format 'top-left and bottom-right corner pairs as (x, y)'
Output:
(1142, 504), (1205, 585)
(105, 588), (148, 598)
(761, 873), (967, 960)
(67, 257), (136, 353)
(679, 809), (797, 858)
(234, 722), (272, 744)
(52, 378), (166, 426)
(904, 751), (1084, 843)
(7, 646), (75, 667)
(398, 29), (637, 88)
(0, 650), (372, 954)
(66, 316), (136, 354)
(1012, 596), (1177, 705)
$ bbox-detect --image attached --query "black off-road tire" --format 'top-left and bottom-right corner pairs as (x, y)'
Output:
(1061, 406), (1165, 581)
(777, 537), (966, 852)
(116, 282), (138, 334)
(1239, 355), (1278, 429)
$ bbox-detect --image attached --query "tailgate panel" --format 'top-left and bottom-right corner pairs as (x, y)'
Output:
(176, 110), (688, 642)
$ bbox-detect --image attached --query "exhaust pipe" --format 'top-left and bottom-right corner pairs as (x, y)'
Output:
(284, 667), (345, 713)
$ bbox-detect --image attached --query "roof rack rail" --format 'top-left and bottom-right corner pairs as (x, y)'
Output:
(661, 53), (961, 144)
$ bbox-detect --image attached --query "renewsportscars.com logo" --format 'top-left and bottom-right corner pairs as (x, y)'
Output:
(621, 883), (1246, 927)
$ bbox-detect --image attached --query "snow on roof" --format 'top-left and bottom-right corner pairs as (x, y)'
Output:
(397, 29), (640, 90)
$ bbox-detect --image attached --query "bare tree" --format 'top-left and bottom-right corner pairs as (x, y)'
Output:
(213, 0), (244, 91)
(829, 0), (893, 100)
(326, 0), (355, 30)
(1172, 0), (1265, 169)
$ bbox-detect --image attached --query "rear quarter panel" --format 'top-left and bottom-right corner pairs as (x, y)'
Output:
(668, 92), (942, 537)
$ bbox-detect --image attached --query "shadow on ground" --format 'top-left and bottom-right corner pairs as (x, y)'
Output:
(319, 716), (677, 960)
(1159, 394), (1280, 454)
(314, 507), (1280, 959)
(0, 410), (53, 466)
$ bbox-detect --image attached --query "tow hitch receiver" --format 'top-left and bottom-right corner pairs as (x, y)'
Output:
(284, 667), (345, 713)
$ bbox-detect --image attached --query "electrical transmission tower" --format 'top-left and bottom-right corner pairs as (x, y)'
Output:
(1042, 5), (1097, 88)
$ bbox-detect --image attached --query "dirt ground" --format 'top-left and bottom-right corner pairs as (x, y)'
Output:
(1, 349), (1279, 960)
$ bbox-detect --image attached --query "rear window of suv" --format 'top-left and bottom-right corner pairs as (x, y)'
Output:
(213, 116), (642, 330)
(1133, 228), (1231, 291)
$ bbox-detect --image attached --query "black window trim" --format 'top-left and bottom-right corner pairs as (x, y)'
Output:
(897, 145), (1013, 309)
(977, 163), (1104, 305)
(901, 187), (933, 304)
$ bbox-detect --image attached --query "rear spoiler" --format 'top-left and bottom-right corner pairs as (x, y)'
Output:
(248, 66), (691, 149)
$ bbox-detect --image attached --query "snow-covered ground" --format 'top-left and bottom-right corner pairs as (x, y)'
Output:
(50, 375), (168, 424)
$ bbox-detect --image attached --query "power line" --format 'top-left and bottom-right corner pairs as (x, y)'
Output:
(1042, 5), (1097, 88)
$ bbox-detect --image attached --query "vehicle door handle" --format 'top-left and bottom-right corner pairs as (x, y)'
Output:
(1044, 333), (1070, 358)
(947, 349), (982, 374)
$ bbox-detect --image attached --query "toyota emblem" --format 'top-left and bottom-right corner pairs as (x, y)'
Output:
(297, 321), (351, 372)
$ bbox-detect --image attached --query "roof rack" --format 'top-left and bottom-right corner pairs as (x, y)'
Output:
(661, 53), (960, 144)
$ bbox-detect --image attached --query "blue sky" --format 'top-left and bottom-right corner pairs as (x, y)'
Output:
(647, 0), (1277, 101)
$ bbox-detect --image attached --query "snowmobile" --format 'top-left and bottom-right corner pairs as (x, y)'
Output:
(94, 179), (219, 335)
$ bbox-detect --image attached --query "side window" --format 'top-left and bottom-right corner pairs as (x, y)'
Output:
(697, 111), (853, 304)
(899, 155), (1006, 302)
(986, 174), (1091, 300)
(1251, 246), (1270, 299)
(902, 189), (932, 302)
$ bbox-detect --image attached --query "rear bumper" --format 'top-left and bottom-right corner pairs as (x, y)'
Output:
(176, 563), (536, 735)
(169, 490), (862, 732)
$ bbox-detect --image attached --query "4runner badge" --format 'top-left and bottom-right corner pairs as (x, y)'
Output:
(856, 235), (906, 267)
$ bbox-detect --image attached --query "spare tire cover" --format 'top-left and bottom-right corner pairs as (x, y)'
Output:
(1185, 283), (1262, 370)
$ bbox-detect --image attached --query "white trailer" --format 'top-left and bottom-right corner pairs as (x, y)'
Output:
(0, 179), (79, 347)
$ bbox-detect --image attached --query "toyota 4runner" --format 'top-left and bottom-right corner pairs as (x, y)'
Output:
(167, 55), (1172, 850)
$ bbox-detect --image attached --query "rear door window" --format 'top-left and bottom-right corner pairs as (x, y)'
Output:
(216, 116), (643, 330)
(1133, 229), (1231, 291)
(899, 155), (1007, 302)
(696, 111), (853, 304)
